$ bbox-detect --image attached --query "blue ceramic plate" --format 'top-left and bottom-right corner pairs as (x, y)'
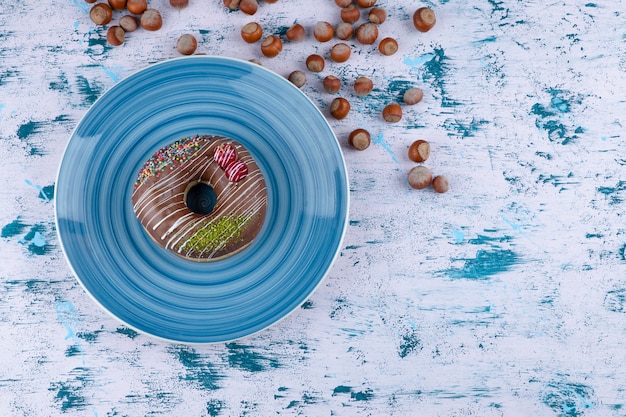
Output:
(55, 56), (349, 344)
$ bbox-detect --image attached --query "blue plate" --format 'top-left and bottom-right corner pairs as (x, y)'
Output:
(55, 56), (349, 344)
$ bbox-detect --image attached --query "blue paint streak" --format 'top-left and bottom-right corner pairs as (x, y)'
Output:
(55, 302), (78, 340)
(443, 249), (519, 279)
(452, 229), (465, 244)
(31, 231), (46, 247)
(542, 380), (595, 416)
(101, 65), (124, 83)
(502, 217), (524, 234)
(24, 179), (50, 202)
(403, 53), (436, 68)
(372, 133), (398, 162)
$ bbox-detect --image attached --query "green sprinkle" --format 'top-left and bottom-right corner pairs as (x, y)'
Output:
(181, 215), (250, 254)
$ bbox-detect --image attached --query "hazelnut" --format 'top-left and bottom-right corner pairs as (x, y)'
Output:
(355, 22), (378, 44)
(140, 9), (163, 31)
(89, 3), (112, 26)
(335, 22), (354, 40)
(353, 76), (373, 96)
(356, 0), (376, 7)
(127, 0), (147, 14)
(413, 7), (436, 32)
(408, 166), (433, 190)
(340, 5), (360, 24)
(432, 175), (449, 193)
(378, 37), (398, 56)
(288, 70), (307, 88)
(286, 23), (306, 42)
(403, 87), (424, 105)
(223, 0), (240, 10)
(368, 7), (386, 24)
(240, 0), (258, 15)
(335, 0), (353, 6)
(261, 35), (282, 57)
(108, 0), (127, 11)
(348, 129), (371, 150)
(170, 0), (189, 7)
(119, 15), (138, 32)
(306, 54), (325, 72)
(323, 75), (341, 94)
(382, 103), (402, 122)
(106, 26), (125, 46)
(241, 22), (263, 43)
(177, 34), (197, 55)
(265, 0), (277, 2)
(330, 97), (350, 119)
(85, 0), (97, 3)
(408, 140), (430, 162)
(330, 43), (351, 63)
(314, 21), (334, 42)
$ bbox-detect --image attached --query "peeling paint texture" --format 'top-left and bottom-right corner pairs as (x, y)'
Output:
(1, 1), (625, 416)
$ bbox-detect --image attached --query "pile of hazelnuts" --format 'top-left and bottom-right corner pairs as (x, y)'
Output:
(87, 0), (198, 54)
(232, 0), (447, 193)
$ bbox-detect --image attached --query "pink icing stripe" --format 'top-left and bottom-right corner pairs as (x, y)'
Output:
(214, 143), (237, 169)
(225, 160), (249, 182)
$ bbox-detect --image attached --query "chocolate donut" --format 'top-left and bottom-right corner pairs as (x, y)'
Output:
(131, 135), (267, 261)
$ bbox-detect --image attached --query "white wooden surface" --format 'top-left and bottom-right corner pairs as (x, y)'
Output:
(1, 0), (625, 415)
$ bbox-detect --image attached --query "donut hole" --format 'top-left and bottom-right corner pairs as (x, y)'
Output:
(184, 181), (217, 215)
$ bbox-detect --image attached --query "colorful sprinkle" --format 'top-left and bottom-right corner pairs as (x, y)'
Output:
(134, 135), (205, 189)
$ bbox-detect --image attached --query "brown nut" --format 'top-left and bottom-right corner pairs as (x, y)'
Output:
(177, 34), (197, 55)
(286, 23), (306, 42)
(106, 26), (125, 46)
(170, 0), (189, 7)
(348, 129), (371, 150)
(403, 87), (424, 105)
(356, 0), (376, 7)
(335, 22), (354, 40)
(140, 9), (163, 31)
(413, 7), (436, 32)
(240, 0), (258, 15)
(90, 3), (113, 25)
(340, 5), (360, 24)
(108, 0), (127, 11)
(261, 35), (283, 57)
(85, 0), (97, 3)
(354, 76), (373, 96)
(330, 43), (351, 63)
(119, 15), (138, 32)
(323, 75), (341, 94)
(288, 70), (307, 88)
(330, 97), (350, 119)
(368, 7), (387, 24)
(241, 22), (263, 43)
(408, 166), (433, 190)
(314, 21), (334, 42)
(432, 175), (449, 193)
(378, 37), (398, 56)
(408, 140), (430, 162)
(306, 54), (325, 72)
(355, 22), (378, 44)
(223, 0), (241, 10)
(382, 103), (402, 122)
(127, 0), (147, 14)
(335, 0), (353, 6)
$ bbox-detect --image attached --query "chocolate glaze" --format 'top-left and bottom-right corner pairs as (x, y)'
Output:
(131, 135), (267, 261)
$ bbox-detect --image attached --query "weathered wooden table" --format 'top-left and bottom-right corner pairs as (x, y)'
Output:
(2, 0), (625, 415)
